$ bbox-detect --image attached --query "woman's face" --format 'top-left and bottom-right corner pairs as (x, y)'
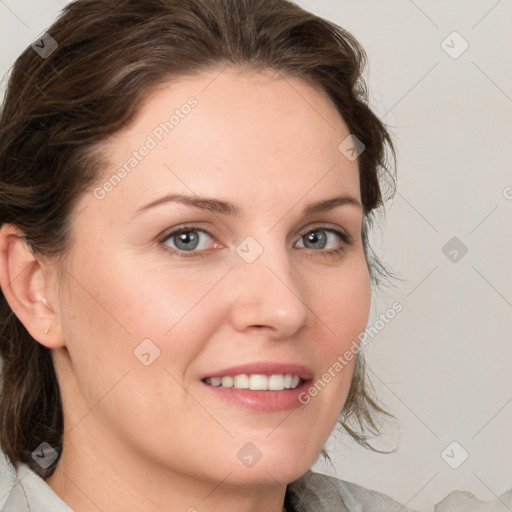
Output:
(51, 66), (371, 487)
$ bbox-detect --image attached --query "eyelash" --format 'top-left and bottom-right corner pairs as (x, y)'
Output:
(159, 224), (354, 259)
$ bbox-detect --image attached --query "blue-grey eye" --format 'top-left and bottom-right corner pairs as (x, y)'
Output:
(165, 229), (212, 252)
(304, 230), (326, 249)
(297, 229), (342, 250)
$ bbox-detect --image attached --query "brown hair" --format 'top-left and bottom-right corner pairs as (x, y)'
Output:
(0, 0), (397, 478)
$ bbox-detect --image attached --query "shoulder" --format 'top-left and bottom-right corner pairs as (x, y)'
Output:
(287, 469), (419, 512)
(435, 488), (512, 512)
(0, 450), (71, 512)
(287, 470), (512, 512)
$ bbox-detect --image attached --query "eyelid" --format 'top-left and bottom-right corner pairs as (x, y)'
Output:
(158, 222), (217, 242)
(297, 223), (352, 243)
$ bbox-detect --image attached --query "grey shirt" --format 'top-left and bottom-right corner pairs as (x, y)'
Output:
(2, 451), (512, 511)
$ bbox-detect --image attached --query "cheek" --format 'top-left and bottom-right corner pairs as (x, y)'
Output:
(310, 256), (371, 346)
(57, 253), (231, 441)
(61, 251), (230, 369)
(301, 256), (371, 409)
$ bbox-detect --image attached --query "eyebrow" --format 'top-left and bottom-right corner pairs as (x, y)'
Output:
(132, 192), (362, 218)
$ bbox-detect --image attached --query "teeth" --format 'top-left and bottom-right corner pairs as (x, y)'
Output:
(221, 376), (234, 388)
(233, 374), (249, 388)
(210, 377), (222, 386)
(204, 374), (303, 391)
(268, 374), (284, 390)
(249, 374), (267, 390)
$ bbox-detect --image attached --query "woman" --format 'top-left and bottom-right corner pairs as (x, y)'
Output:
(0, 0), (416, 510)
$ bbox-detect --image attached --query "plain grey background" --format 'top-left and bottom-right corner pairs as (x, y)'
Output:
(1, 1), (511, 510)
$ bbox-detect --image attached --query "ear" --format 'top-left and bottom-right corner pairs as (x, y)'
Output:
(0, 224), (66, 349)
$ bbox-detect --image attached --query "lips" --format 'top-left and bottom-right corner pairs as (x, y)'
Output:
(199, 361), (313, 412)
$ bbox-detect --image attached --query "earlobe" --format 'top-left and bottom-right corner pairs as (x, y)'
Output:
(0, 224), (65, 349)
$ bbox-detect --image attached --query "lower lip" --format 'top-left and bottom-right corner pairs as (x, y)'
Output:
(201, 380), (311, 412)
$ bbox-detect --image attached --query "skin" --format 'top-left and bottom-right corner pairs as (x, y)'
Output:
(0, 66), (371, 512)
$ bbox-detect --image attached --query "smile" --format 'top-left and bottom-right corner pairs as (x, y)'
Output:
(202, 374), (302, 391)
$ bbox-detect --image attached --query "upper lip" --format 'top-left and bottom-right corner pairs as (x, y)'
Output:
(201, 362), (313, 381)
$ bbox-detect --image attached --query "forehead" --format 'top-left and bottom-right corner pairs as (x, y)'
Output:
(89, 66), (360, 216)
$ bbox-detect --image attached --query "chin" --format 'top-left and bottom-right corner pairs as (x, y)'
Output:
(217, 448), (315, 487)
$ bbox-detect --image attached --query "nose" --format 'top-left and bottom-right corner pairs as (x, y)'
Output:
(227, 240), (311, 338)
